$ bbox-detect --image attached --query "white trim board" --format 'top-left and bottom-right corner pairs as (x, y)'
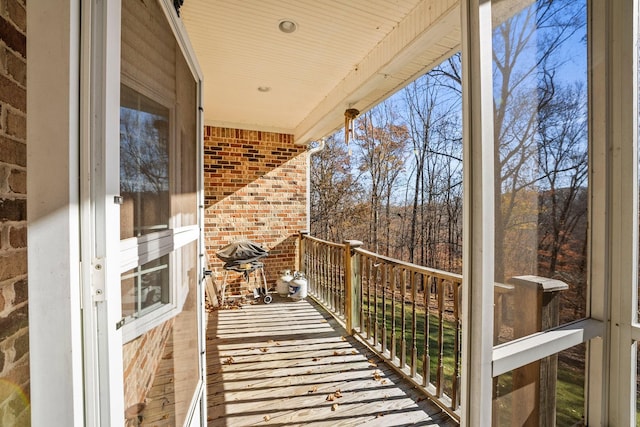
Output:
(492, 318), (604, 377)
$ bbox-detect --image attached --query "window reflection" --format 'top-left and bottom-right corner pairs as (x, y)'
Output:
(121, 255), (170, 321)
(492, 0), (588, 344)
(120, 85), (170, 239)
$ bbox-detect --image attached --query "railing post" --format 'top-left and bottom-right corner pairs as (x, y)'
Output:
(507, 275), (569, 427)
(298, 230), (309, 273)
(344, 240), (362, 334)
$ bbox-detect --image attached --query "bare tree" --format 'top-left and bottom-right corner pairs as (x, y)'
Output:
(309, 135), (365, 242)
(402, 69), (463, 267)
(353, 100), (408, 254)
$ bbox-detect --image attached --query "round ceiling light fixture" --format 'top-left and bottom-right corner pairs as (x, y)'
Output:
(278, 19), (297, 34)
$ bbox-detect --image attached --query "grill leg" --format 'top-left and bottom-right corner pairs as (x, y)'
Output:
(220, 270), (229, 304)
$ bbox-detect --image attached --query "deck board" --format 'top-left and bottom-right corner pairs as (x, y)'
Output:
(206, 295), (457, 426)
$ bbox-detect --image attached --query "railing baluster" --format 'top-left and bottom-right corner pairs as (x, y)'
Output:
(333, 247), (339, 313)
(423, 274), (431, 387)
(313, 242), (319, 299)
(374, 261), (379, 345)
(329, 246), (334, 311)
(452, 280), (461, 410)
(359, 255), (365, 333)
(436, 277), (445, 398)
(323, 245), (328, 305)
(333, 247), (339, 315)
(366, 256), (372, 339)
(308, 241), (314, 295)
(338, 251), (347, 317)
(338, 248), (342, 315)
(337, 247), (342, 315)
(400, 268), (407, 368)
(381, 264), (387, 354)
(390, 267), (396, 362)
(411, 271), (418, 377)
(323, 245), (328, 304)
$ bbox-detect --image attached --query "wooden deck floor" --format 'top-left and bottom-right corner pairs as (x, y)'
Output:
(206, 295), (458, 426)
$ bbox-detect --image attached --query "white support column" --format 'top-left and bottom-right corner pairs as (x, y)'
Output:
(26, 1), (84, 425)
(603, 0), (639, 425)
(460, 0), (495, 425)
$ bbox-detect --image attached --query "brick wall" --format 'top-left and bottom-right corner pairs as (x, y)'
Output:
(204, 126), (307, 296)
(0, 0), (29, 425)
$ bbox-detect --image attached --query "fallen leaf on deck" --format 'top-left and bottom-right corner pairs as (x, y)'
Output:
(372, 371), (382, 381)
(351, 350), (357, 355)
(326, 389), (343, 401)
(224, 356), (235, 365)
(260, 348), (269, 353)
(264, 415), (270, 422)
(368, 363), (377, 368)
(312, 357), (320, 362)
(331, 403), (339, 411)
(333, 351), (345, 356)
(341, 336), (347, 341)
(308, 386), (318, 394)
(376, 413), (385, 418)
(321, 319), (328, 323)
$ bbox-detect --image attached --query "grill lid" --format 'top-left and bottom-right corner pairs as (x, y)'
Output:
(215, 240), (269, 265)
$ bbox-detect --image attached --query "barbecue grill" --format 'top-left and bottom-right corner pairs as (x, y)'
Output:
(216, 240), (271, 304)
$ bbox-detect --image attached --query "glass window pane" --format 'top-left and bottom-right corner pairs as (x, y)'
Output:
(493, 344), (585, 426)
(121, 254), (170, 322)
(120, 85), (171, 239)
(492, 0), (588, 344)
(122, 244), (199, 425)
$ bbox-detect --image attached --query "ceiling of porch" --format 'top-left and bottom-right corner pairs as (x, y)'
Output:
(180, 0), (461, 145)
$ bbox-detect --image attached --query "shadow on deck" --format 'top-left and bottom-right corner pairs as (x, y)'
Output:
(206, 295), (458, 426)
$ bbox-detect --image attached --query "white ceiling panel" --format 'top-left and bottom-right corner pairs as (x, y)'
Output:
(180, 0), (461, 143)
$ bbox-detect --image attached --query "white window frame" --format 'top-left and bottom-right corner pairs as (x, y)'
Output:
(119, 225), (199, 342)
